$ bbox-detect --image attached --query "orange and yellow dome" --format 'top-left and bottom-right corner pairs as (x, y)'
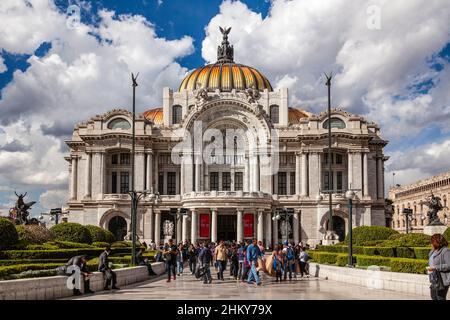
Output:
(179, 63), (273, 92)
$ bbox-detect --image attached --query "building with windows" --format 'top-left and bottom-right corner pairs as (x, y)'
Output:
(389, 170), (450, 233)
(65, 28), (388, 245)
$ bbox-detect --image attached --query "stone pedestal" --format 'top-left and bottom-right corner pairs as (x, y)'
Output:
(423, 225), (447, 236)
(322, 231), (340, 245)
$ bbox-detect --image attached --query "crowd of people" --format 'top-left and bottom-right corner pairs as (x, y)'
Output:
(154, 238), (311, 285)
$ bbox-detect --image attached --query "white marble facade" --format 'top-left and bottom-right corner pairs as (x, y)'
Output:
(65, 30), (388, 246)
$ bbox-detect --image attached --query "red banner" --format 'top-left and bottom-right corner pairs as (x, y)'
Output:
(243, 213), (254, 238)
(199, 213), (210, 238)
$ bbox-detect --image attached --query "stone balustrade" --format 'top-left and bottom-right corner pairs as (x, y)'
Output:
(0, 262), (165, 300)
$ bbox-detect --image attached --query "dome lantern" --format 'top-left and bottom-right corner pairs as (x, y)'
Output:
(217, 26), (234, 63)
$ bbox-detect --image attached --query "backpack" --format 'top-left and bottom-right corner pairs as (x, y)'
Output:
(287, 247), (294, 260)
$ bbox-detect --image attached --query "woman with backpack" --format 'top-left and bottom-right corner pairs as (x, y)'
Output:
(273, 250), (284, 282)
(427, 234), (450, 300)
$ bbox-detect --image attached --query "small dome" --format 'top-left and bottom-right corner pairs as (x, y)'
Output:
(179, 26), (272, 93)
(143, 107), (163, 125)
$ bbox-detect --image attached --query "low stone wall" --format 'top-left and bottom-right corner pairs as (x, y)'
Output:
(310, 263), (430, 297)
(0, 262), (165, 300)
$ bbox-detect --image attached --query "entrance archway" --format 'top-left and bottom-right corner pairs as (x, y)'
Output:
(217, 215), (236, 241)
(108, 216), (127, 241)
(326, 216), (345, 241)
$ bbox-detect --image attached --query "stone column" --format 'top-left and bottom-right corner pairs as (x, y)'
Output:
(348, 152), (353, 189)
(317, 153), (322, 192)
(211, 208), (217, 243)
(70, 156), (78, 200)
(295, 152), (301, 195)
(301, 153), (308, 196)
(272, 214), (278, 245)
(91, 152), (102, 199)
(154, 210), (161, 244)
(237, 208), (243, 242)
(154, 152), (159, 193)
(176, 212), (182, 244)
(377, 156), (384, 199)
(84, 153), (92, 199)
(146, 152), (153, 192)
(191, 209), (198, 243)
(180, 154), (185, 195)
(100, 152), (105, 196)
(195, 154), (201, 192)
(135, 152), (145, 192)
(182, 214), (188, 242)
(185, 152), (194, 193)
(363, 152), (369, 197)
(144, 207), (154, 242)
(257, 209), (264, 243)
(244, 156), (250, 192)
(293, 209), (300, 244)
(265, 212), (272, 248)
(255, 155), (260, 191)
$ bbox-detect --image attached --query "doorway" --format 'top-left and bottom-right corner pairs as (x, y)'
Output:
(217, 215), (236, 242)
(108, 216), (127, 241)
(326, 216), (345, 242)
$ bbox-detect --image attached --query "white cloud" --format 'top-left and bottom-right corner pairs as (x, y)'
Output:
(39, 189), (67, 211)
(0, 56), (6, 73)
(0, 0), (194, 195)
(202, 0), (450, 139)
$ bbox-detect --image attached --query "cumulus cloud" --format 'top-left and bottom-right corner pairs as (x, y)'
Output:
(0, 0), (194, 196)
(39, 189), (68, 211)
(202, 0), (450, 139)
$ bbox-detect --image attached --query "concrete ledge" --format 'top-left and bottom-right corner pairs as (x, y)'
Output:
(310, 263), (430, 297)
(0, 262), (165, 300)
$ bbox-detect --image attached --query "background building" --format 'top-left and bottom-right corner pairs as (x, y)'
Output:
(389, 170), (450, 233)
(65, 29), (388, 246)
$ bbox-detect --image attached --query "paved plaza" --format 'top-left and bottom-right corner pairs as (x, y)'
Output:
(68, 267), (426, 300)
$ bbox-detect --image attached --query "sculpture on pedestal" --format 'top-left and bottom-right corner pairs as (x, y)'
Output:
(420, 192), (447, 226)
(163, 220), (175, 241)
(9, 192), (38, 225)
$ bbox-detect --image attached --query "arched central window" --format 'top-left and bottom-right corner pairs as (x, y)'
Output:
(172, 105), (182, 124)
(107, 118), (131, 130)
(323, 117), (346, 129)
(270, 105), (279, 124)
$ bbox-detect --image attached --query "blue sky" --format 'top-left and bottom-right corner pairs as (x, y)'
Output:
(0, 0), (449, 216)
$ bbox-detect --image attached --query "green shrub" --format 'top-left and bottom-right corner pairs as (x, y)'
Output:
(0, 218), (19, 248)
(336, 254), (349, 267)
(48, 240), (93, 249)
(315, 252), (339, 264)
(345, 226), (399, 246)
(390, 258), (428, 274)
(316, 245), (345, 253)
(0, 263), (61, 279)
(362, 240), (387, 246)
(443, 228), (450, 242)
(413, 247), (432, 260)
(396, 247), (416, 259)
(3, 269), (58, 280)
(384, 233), (431, 247)
(50, 223), (92, 244)
(111, 241), (133, 248)
(16, 225), (54, 244)
(92, 241), (110, 248)
(26, 243), (59, 250)
(362, 246), (395, 257)
(86, 225), (115, 243)
(0, 258), (67, 266)
(355, 255), (391, 267)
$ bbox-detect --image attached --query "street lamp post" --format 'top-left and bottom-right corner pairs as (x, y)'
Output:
(325, 73), (333, 234)
(130, 72), (139, 267)
(345, 189), (360, 267)
(272, 208), (294, 244)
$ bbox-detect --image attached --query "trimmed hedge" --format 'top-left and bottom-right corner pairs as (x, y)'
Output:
(0, 259), (67, 266)
(362, 246), (395, 257)
(26, 243), (59, 250)
(314, 252), (339, 264)
(0, 247), (131, 260)
(345, 226), (399, 246)
(384, 233), (431, 247)
(443, 227), (450, 242)
(0, 218), (19, 248)
(390, 258), (427, 274)
(48, 241), (93, 249)
(86, 225), (115, 243)
(414, 247), (431, 260)
(50, 223), (92, 244)
(0, 263), (61, 279)
(355, 255), (391, 267)
(92, 242), (110, 248)
(111, 241), (133, 248)
(396, 247), (416, 259)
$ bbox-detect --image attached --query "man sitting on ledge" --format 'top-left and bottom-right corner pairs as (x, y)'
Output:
(98, 245), (120, 291)
(135, 246), (157, 276)
(66, 254), (94, 296)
